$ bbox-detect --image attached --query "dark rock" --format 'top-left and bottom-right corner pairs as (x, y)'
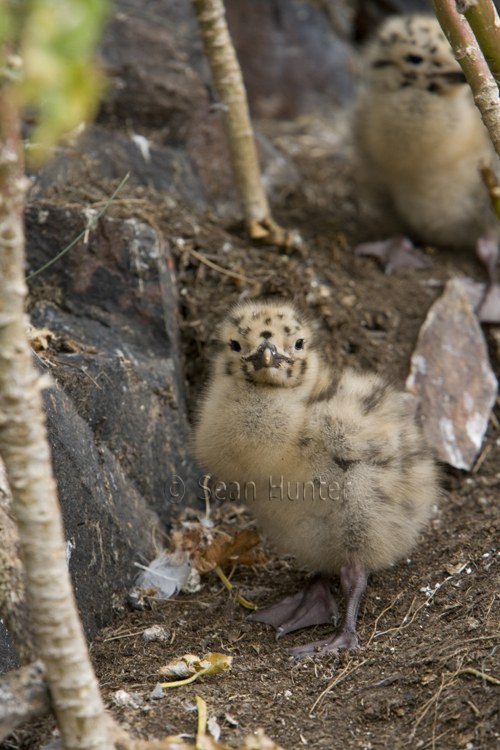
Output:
(185, 114), (300, 218)
(41, 369), (162, 639)
(99, 0), (354, 128)
(31, 125), (208, 212)
(224, 0), (354, 118)
(354, 0), (433, 42)
(0, 622), (19, 676)
(98, 6), (209, 138)
(31, 117), (298, 221)
(32, 0), (336, 218)
(17, 205), (201, 644)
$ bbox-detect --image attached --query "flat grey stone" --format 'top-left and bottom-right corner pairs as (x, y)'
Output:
(406, 279), (498, 470)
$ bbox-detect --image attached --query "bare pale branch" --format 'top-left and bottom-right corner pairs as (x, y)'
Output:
(430, 0), (500, 157)
(0, 661), (51, 742)
(457, 0), (500, 84)
(191, 0), (299, 250)
(0, 56), (113, 750)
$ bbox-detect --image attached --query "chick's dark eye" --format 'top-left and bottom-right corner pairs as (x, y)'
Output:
(405, 54), (423, 65)
(294, 339), (304, 351)
(230, 340), (241, 352)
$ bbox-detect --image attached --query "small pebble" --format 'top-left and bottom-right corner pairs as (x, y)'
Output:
(112, 690), (143, 709)
(150, 682), (164, 700)
(208, 717), (221, 742)
(182, 567), (202, 594)
(340, 294), (357, 307)
(143, 625), (169, 643)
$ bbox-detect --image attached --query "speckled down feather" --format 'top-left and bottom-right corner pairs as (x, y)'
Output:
(354, 14), (498, 249)
(194, 299), (440, 655)
(195, 299), (438, 576)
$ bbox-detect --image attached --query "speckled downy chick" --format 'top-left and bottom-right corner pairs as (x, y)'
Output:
(194, 300), (439, 656)
(354, 14), (498, 250)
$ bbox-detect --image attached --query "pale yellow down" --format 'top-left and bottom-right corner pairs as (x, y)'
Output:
(354, 14), (497, 249)
(194, 299), (439, 576)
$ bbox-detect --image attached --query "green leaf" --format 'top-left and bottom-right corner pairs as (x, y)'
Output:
(17, 0), (109, 159)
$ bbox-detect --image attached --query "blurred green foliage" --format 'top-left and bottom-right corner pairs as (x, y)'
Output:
(1, 0), (108, 160)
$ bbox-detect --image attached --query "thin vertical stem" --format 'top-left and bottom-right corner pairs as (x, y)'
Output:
(192, 0), (269, 225)
(457, 0), (500, 85)
(430, 0), (500, 157)
(191, 0), (298, 248)
(0, 55), (112, 750)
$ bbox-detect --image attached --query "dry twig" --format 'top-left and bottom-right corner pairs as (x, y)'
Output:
(0, 52), (112, 750)
(446, 667), (500, 685)
(309, 659), (368, 716)
(185, 245), (256, 286)
(365, 591), (403, 647)
(411, 674), (458, 738)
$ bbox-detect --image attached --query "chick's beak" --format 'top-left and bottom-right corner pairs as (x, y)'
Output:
(244, 343), (289, 370)
(262, 346), (274, 367)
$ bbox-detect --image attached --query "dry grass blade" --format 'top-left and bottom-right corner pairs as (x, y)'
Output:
(309, 659), (367, 716)
(374, 570), (466, 640)
(365, 591), (402, 647)
(26, 173), (130, 281)
(418, 728), (454, 750)
(410, 674), (457, 738)
(472, 443), (492, 473)
(186, 246), (256, 285)
(196, 696), (207, 747)
(431, 674), (446, 750)
(214, 565), (257, 610)
(103, 630), (147, 642)
(444, 667), (500, 686)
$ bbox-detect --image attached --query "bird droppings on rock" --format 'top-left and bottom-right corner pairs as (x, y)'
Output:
(406, 279), (498, 470)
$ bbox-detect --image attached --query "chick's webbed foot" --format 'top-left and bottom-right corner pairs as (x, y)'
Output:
(286, 562), (368, 658)
(246, 575), (339, 639)
(286, 630), (359, 658)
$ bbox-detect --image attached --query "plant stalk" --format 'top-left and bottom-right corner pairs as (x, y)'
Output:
(430, 0), (500, 158)
(191, 0), (299, 249)
(0, 54), (112, 750)
(457, 0), (500, 85)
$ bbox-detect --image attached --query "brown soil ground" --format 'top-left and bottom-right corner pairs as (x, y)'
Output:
(5, 115), (500, 750)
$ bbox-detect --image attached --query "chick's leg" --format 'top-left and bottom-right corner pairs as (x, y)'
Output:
(287, 562), (368, 657)
(246, 575), (339, 639)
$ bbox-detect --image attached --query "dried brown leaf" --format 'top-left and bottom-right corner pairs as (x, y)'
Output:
(171, 525), (262, 574)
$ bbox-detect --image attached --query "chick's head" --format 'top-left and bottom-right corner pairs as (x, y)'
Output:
(366, 15), (466, 95)
(216, 300), (317, 388)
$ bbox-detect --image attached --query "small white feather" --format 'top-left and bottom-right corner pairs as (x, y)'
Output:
(134, 550), (191, 598)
